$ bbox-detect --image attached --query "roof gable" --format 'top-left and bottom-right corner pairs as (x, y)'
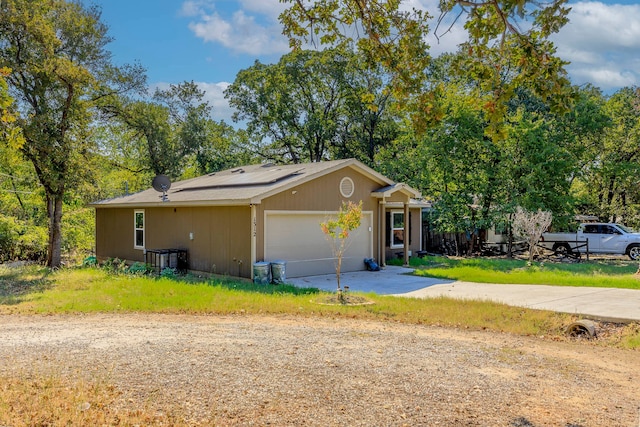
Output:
(372, 183), (421, 200)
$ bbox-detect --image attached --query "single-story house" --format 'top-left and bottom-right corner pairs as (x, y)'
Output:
(90, 158), (428, 279)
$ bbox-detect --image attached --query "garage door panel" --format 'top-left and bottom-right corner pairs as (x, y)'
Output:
(282, 259), (335, 278)
(265, 212), (372, 278)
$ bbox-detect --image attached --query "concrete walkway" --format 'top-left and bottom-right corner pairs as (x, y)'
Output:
(288, 266), (640, 323)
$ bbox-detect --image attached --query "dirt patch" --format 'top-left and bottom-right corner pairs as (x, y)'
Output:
(0, 313), (638, 426)
(313, 293), (374, 305)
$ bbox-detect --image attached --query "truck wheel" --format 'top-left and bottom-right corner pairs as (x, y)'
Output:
(627, 244), (640, 260)
(552, 243), (572, 257)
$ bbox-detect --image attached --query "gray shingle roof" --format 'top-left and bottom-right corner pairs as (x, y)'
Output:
(90, 158), (394, 208)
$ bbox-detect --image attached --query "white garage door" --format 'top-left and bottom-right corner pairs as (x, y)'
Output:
(265, 211), (373, 278)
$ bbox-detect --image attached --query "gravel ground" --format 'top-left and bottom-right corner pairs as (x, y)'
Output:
(0, 313), (639, 426)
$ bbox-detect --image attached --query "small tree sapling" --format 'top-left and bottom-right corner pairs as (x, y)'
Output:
(320, 201), (363, 292)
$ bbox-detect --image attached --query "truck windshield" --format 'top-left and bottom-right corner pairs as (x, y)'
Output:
(616, 224), (636, 233)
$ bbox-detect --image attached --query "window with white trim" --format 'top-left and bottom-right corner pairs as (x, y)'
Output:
(134, 210), (145, 249)
(390, 211), (405, 248)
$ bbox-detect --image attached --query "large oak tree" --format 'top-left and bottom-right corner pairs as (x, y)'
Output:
(225, 48), (398, 164)
(0, 0), (145, 267)
(100, 81), (252, 180)
(578, 87), (640, 225)
(280, 0), (573, 136)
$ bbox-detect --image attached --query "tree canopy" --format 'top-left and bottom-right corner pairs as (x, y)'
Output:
(0, 0), (145, 267)
(280, 0), (573, 135)
(225, 48), (399, 165)
(2, 0), (640, 264)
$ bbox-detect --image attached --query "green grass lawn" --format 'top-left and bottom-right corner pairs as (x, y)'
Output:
(390, 256), (640, 289)
(0, 264), (570, 334)
(1, 263), (639, 349)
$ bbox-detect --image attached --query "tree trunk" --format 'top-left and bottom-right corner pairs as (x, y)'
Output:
(9, 175), (26, 214)
(507, 213), (514, 259)
(46, 194), (63, 268)
(528, 241), (535, 263)
(606, 175), (616, 209)
(335, 255), (342, 292)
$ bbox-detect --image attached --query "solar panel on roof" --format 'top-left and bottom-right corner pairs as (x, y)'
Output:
(173, 168), (304, 191)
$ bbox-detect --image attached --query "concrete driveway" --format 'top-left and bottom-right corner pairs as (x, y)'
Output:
(287, 266), (453, 295)
(288, 266), (640, 323)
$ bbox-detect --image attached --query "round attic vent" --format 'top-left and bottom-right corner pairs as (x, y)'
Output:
(340, 177), (354, 198)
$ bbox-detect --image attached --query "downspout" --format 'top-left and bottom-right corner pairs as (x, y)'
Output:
(380, 200), (386, 267)
(419, 208), (423, 252)
(250, 204), (257, 280)
(404, 201), (410, 267)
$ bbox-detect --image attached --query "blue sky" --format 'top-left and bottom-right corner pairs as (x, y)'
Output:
(91, 0), (640, 123)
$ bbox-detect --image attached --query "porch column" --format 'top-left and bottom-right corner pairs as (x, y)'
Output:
(403, 202), (410, 267)
(379, 200), (386, 267)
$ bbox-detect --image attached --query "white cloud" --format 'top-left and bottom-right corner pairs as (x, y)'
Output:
(409, 0), (640, 91)
(196, 81), (236, 123)
(180, 1), (207, 17)
(182, 0), (640, 93)
(570, 67), (637, 89)
(150, 81), (236, 125)
(426, 22), (467, 56)
(552, 1), (640, 91)
(559, 2), (640, 51)
(238, 0), (287, 20)
(184, 0), (289, 56)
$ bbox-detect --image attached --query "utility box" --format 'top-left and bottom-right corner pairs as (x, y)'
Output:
(145, 249), (188, 273)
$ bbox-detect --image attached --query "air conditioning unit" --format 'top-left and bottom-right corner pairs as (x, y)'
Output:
(159, 253), (168, 269)
(158, 252), (178, 269)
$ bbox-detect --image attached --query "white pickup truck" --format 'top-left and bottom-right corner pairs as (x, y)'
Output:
(539, 223), (640, 260)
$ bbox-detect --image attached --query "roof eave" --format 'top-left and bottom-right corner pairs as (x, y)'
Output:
(90, 199), (256, 208)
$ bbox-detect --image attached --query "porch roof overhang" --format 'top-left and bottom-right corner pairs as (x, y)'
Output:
(385, 199), (432, 209)
(371, 183), (421, 202)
